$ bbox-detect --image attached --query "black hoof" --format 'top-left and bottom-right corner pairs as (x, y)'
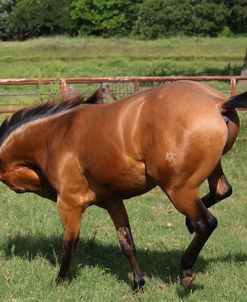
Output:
(55, 275), (66, 284)
(180, 268), (196, 288)
(133, 278), (145, 291)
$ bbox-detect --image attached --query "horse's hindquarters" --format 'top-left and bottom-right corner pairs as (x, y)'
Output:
(144, 110), (228, 197)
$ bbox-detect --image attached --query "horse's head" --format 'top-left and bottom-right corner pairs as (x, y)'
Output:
(0, 127), (41, 193)
(0, 158), (41, 194)
(0, 98), (86, 194)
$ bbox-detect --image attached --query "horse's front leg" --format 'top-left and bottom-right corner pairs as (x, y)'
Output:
(106, 200), (145, 290)
(56, 196), (84, 282)
(49, 154), (95, 282)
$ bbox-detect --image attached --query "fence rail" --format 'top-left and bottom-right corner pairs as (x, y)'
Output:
(0, 75), (247, 113)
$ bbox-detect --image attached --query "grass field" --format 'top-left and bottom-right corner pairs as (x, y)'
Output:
(0, 36), (246, 78)
(0, 36), (247, 301)
(0, 36), (246, 104)
(0, 141), (247, 302)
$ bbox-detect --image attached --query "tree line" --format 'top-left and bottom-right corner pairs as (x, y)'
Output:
(0, 0), (246, 41)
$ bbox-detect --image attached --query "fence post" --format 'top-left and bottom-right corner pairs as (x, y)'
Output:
(230, 78), (236, 96)
(133, 79), (139, 94)
(61, 78), (67, 101)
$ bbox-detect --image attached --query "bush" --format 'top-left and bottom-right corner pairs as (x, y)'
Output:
(133, 0), (229, 39)
(185, 1), (229, 37)
(133, 0), (188, 38)
(9, 0), (74, 40)
(70, 0), (142, 37)
(0, 0), (16, 40)
(226, 0), (247, 34)
(1, 0), (246, 40)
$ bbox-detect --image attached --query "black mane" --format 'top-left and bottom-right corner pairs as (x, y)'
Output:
(0, 99), (83, 146)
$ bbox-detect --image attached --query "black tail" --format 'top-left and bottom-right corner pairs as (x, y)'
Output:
(223, 91), (247, 110)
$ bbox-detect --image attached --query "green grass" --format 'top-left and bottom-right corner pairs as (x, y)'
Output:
(0, 36), (246, 103)
(0, 36), (247, 300)
(0, 36), (245, 85)
(0, 140), (247, 302)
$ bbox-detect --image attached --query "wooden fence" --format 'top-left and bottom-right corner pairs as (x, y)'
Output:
(0, 75), (247, 113)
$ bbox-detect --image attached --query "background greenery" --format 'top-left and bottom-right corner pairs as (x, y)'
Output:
(0, 0), (247, 40)
(0, 36), (246, 118)
(0, 36), (245, 78)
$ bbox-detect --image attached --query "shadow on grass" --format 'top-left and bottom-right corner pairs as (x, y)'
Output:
(2, 234), (247, 292)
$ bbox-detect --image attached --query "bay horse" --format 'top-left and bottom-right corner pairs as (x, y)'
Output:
(0, 80), (246, 289)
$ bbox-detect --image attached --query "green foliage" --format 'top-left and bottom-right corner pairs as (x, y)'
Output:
(0, 0), (16, 40)
(1, 0), (247, 40)
(133, 0), (188, 38)
(0, 36), (245, 82)
(134, 0), (229, 39)
(185, 1), (229, 37)
(9, 0), (74, 40)
(226, 0), (247, 34)
(70, 0), (141, 37)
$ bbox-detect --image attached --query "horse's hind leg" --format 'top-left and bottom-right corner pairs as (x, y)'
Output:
(202, 161), (232, 208)
(106, 200), (145, 290)
(186, 161), (232, 233)
(166, 187), (218, 288)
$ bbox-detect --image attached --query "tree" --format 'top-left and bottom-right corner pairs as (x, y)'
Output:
(185, 0), (229, 37)
(70, 0), (141, 37)
(0, 0), (16, 40)
(133, 0), (190, 38)
(225, 0), (247, 34)
(9, 0), (74, 40)
(133, 0), (229, 39)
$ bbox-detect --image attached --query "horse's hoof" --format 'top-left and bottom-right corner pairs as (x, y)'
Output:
(181, 268), (196, 288)
(133, 278), (145, 292)
(55, 275), (66, 284)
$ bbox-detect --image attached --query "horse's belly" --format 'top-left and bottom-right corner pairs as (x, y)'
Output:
(110, 168), (155, 199)
(86, 160), (156, 200)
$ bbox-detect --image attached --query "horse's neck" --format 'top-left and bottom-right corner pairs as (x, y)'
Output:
(3, 120), (50, 168)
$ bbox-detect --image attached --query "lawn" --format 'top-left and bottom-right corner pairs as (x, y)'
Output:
(0, 139), (247, 302)
(0, 36), (247, 301)
(0, 36), (246, 106)
(0, 36), (246, 79)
